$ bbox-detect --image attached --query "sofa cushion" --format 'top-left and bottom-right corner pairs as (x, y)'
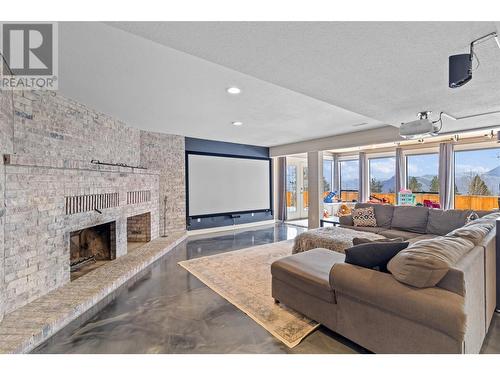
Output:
(271, 248), (344, 303)
(379, 229), (422, 240)
(352, 236), (404, 245)
(476, 210), (495, 218)
(348, 226), (385, 234)
(338, 214), (354, 226)
(464, 211), (500, 228)
(407, 234), (438, 245)
(387, 236), (475, 288)
(426, 209), (471, 236)
(352, 207), (377, 227)
(479, 211), (500, 220)
(355, 203), (394, 228)
(391, 206), (429, 233)
(446, 221), (494, 245)
(345, 241), (409, 272)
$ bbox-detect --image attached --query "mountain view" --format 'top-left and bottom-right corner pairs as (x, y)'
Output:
(336, 149), (500, 196)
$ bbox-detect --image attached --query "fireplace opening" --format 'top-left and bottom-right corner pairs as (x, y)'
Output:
(70, 222), (116, 281)
(127, 212), (151, 252)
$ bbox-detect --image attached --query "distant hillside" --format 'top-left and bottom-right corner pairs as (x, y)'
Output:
(340, 165), (500, 195)
(485, 165), (500, 177)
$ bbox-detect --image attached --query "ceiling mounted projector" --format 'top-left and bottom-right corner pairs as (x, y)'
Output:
(399, 111), (441, 139)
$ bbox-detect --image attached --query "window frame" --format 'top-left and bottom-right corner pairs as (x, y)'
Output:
(322, 158), (334, 193)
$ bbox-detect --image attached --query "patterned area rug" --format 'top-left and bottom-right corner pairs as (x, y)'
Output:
(178, 240), (319, 348)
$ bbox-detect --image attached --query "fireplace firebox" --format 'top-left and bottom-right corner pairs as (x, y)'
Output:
(70, 222), (116, 280)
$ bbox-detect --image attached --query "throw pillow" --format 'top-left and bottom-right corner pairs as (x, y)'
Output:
(466, 211), (479, 224)
(446, 222), (494, 245)
(352, 237), (404, 246)
(387, 236), (475, 288)
(345, 241), (409, 272)
(352, 207), (377, 227)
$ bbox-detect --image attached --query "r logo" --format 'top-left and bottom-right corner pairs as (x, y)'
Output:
(1, 23), (53, 76)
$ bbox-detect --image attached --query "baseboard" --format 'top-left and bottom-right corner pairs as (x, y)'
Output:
(186, 220), (276, 236)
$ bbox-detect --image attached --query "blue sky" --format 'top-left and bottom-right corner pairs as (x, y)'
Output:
(407, 154), (439, 177)
(369, 157), (395, 180)
(455, 148), (500, 175)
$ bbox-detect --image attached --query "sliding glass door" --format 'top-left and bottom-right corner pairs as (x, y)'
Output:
(286, 157), (308, 220)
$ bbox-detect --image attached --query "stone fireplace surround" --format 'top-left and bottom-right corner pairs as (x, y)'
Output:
(0, 89), (186, 322)
(2, 154), (160, 312)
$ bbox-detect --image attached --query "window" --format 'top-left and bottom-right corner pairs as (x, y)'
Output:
(323, 159), (333, 193)
(406, 153), (439, 193)
(406, 153), (439, 206)
(286, 165), (297, 212)
(369, 156), (396, 203)
(339, 159), (359, 202)
(454, 147), (500, 211)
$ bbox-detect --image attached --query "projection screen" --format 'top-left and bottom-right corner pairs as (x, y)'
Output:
(187, 153), (271, 217)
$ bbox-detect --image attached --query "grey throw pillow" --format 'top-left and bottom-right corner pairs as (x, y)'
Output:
(352, 237), (404, 246)
(345, 241), (409, 273)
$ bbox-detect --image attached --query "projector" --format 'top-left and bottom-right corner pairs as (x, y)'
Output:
(399, 112), (440, 139)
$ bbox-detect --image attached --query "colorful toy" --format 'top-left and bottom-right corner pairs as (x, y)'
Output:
(336, 204), (352, 217)
(398, 189), (416, 206)
(423, 199), (441, 209)
(323, 191), (337, 203)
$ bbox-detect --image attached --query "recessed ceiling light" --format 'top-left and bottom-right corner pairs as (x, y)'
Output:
(232, 121), (243, 126)
(226, 87), (241, 94)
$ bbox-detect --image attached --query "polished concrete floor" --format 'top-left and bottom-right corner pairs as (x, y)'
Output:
(33, 223), (499, 354)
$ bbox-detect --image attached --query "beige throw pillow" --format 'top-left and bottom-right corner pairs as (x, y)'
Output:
(446, 222), (494, 245)
(387, 236), (475, 288)
(352, 207), (377, 227)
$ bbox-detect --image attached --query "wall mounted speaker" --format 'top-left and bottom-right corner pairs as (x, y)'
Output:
(449, 54), (472, 88)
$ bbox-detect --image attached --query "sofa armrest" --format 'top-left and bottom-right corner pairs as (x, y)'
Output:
(339, 215), (354, 226)
(330, 263), (466, 341)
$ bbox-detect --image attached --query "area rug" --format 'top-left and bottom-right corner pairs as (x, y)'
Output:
(178, 240), (319, 348)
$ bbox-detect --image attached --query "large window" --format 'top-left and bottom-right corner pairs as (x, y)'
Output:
(454, 147), (500, 210)
(369, 156), (396, 203)
(323, 159), (333, 194)
(406, 153), (439, 205)
(339, 159), (359, 202)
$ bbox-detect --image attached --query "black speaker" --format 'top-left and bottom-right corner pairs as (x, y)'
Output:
(449, 53), (472, 88)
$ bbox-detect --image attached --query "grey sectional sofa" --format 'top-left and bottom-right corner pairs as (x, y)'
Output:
(271, 204), (498, 353)
(338, 202), (490, 241)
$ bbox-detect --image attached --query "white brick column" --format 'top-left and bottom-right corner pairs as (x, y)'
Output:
(0, 86), (14, 322)
(0, 158), (5, 322)
(307, 151), (323, 229)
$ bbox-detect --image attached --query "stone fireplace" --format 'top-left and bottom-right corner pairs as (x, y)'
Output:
(70, 222), (117, 280)
(0, 89), (186, 320)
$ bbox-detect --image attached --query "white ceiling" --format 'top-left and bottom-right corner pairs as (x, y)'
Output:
(59, 22), (500, 149)
(58, 22), (382, 147)
(107, 21), (500, 135)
